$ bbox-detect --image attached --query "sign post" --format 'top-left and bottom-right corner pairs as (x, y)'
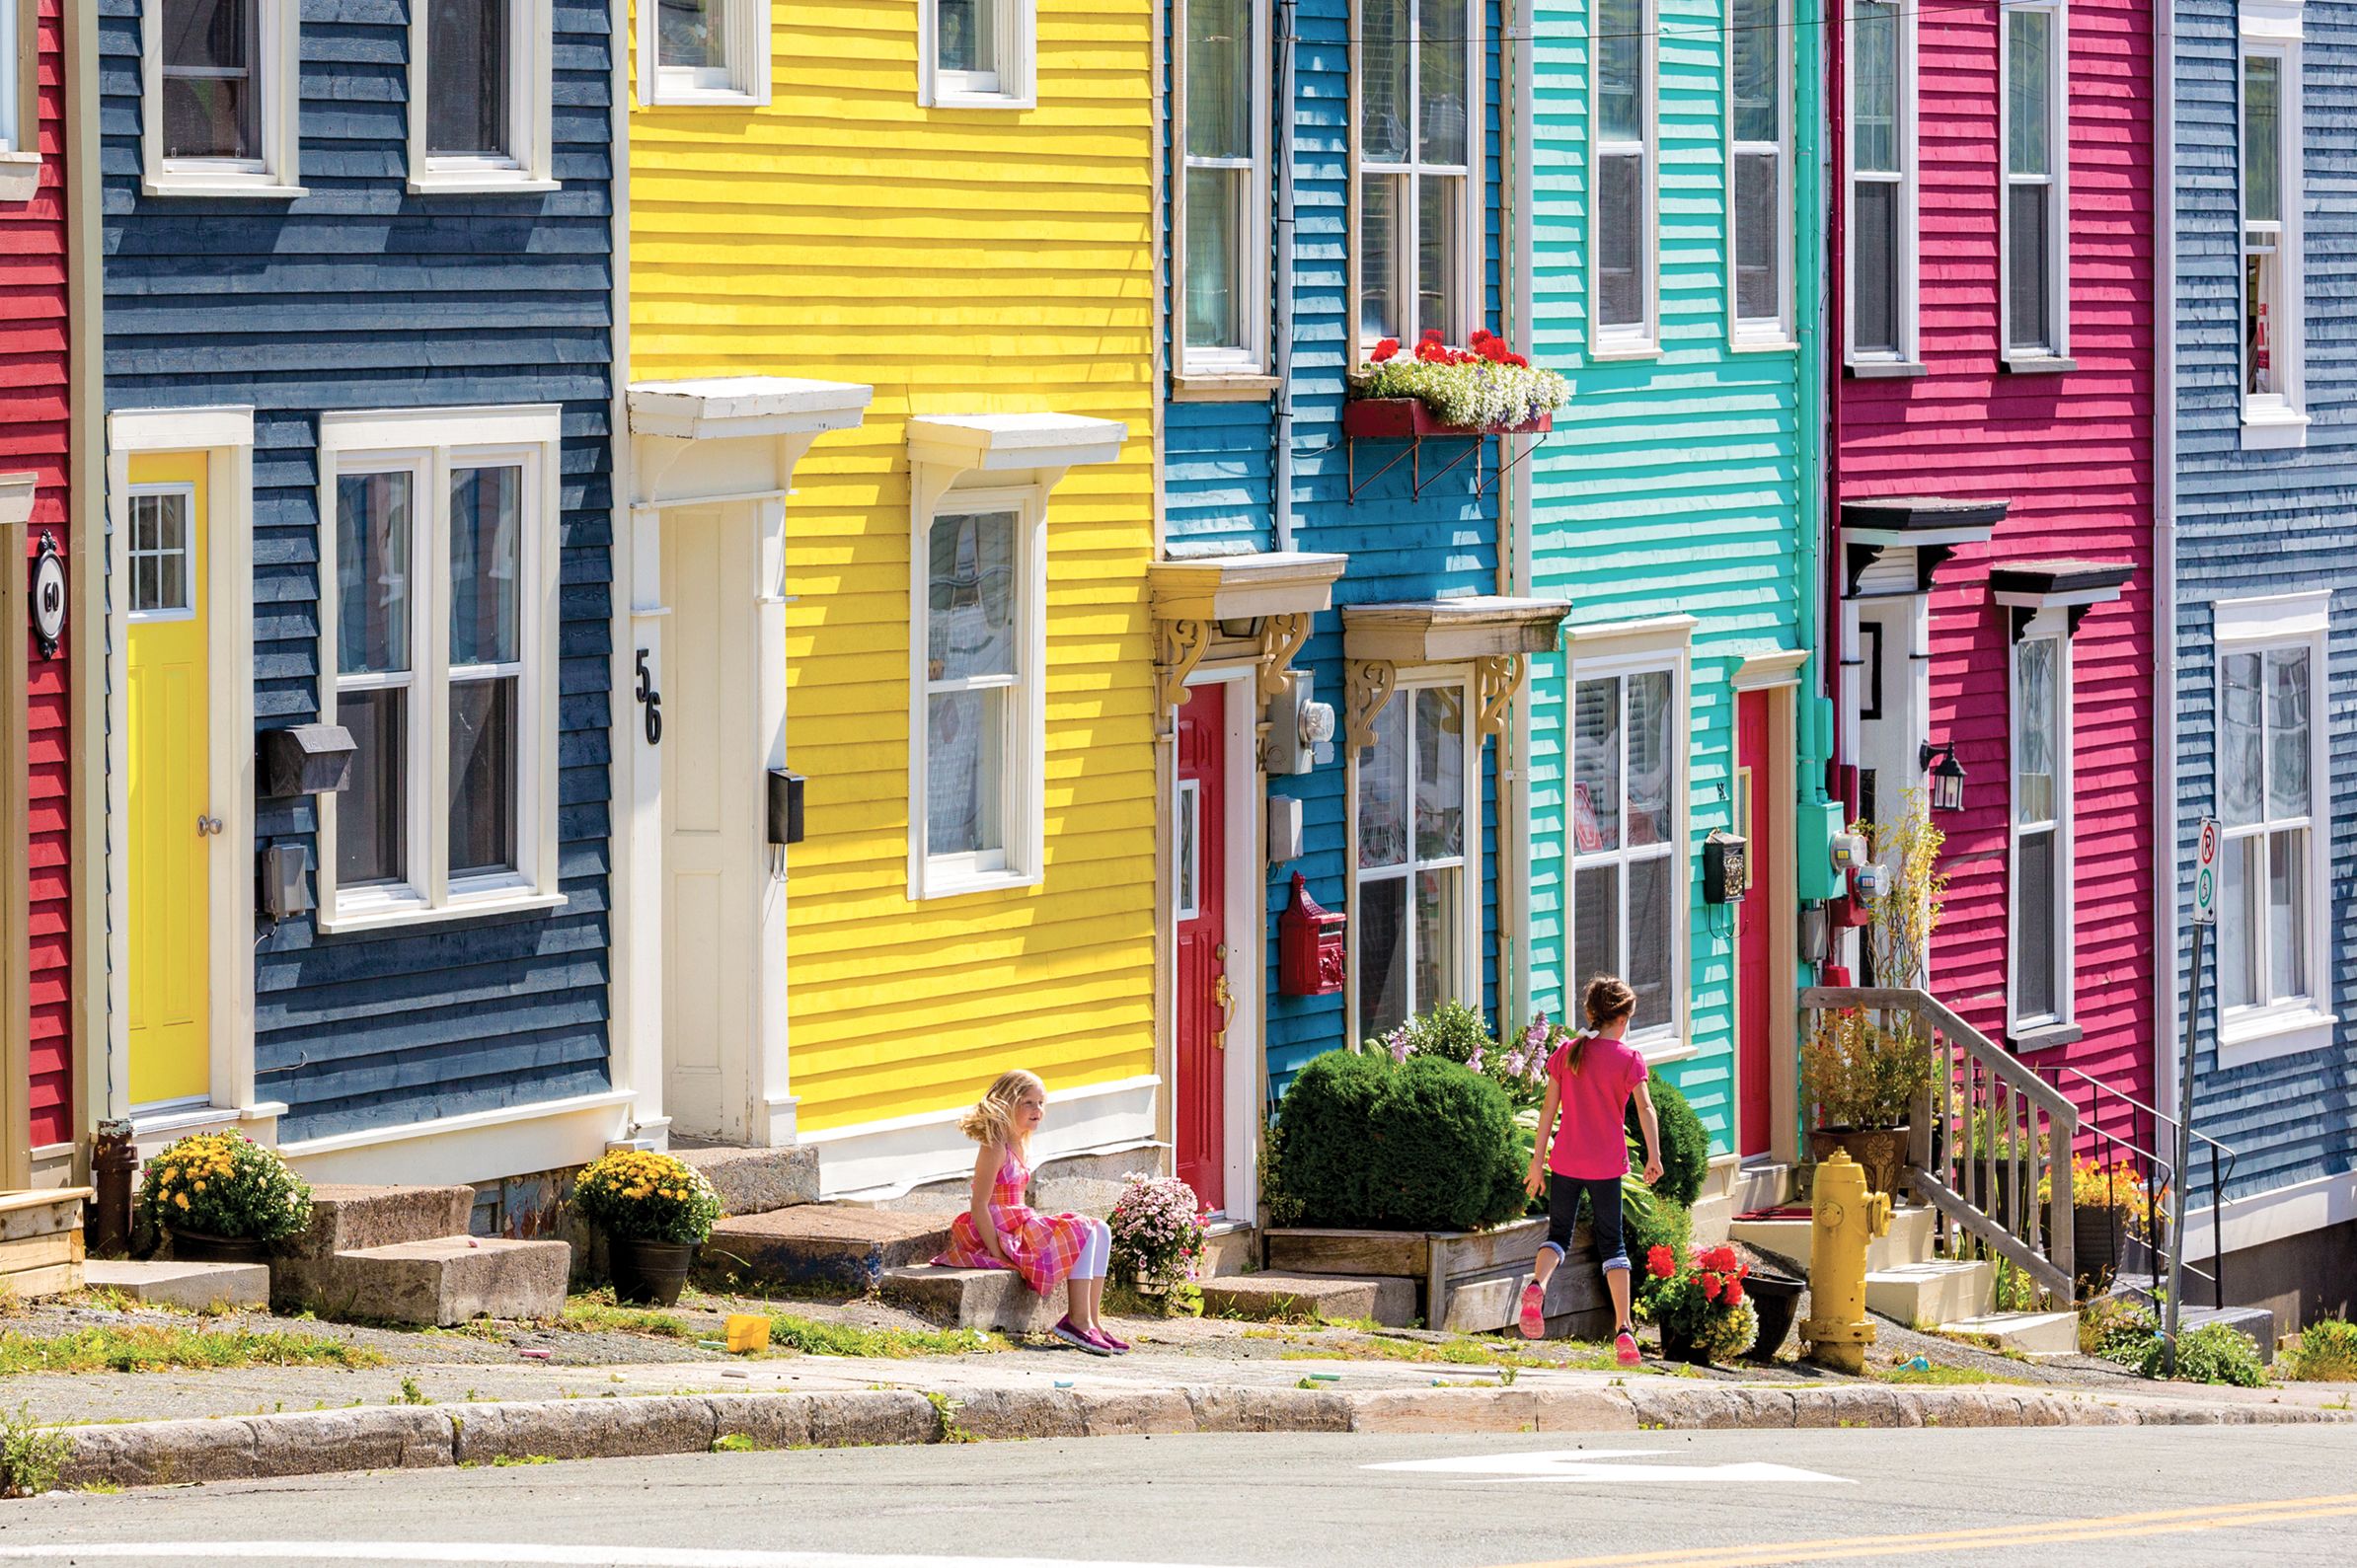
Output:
(2165, 818), (2220, 1377)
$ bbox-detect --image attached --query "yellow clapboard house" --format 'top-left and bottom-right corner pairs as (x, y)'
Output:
(621, 0), (1160, 1194)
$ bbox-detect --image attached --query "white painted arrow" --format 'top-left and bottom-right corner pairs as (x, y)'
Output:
(1363, 1449), (1855, 1485)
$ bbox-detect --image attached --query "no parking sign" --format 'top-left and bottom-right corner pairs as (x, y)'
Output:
(2192, 817), (2220, 926)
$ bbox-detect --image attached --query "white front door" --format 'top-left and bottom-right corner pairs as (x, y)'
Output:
(661, 505), (761, 1142)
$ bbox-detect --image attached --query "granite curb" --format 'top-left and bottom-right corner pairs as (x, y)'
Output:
(53, 1381), (2352, 1490)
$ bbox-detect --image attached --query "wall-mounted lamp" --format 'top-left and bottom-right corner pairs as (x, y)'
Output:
(1218, 615), (1266, 641)
(1919, 740), (1967, 814)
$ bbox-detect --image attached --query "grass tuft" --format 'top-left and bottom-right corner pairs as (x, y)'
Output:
(0, 1326), (384, 1376)
(764, 1315), (1003, 1359)
(558, 1294), (696, 1340)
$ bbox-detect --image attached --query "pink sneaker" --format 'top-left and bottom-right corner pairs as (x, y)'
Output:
(1052, 1316), (1113, 1356)
(1095, 1327), (1131, 1353)
(1085, 1327), (1127, 1355)
(1518, 1282), (1547, 1339)
(1615, 1330), (1641, 1368)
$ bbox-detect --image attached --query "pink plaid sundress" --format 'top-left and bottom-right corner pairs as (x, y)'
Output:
(933, 1147), (1093, 1295)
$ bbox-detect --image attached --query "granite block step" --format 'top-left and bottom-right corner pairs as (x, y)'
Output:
(281, 1185), (476, 1260)
(671, 1144), (820, 1219)
(84, 1258), (269, 1312)
(1939, 1308), (2081, 1356)
(1198, 1272), (1416, 1326)
(329, 1236), (570, 1326)
(698, 1206), (951, 1293)
(878, 1266), (1067, 1332)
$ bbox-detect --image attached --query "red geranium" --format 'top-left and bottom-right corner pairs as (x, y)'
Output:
(1372, 337), (1401, 363)
(1646, 1244), (1677, 1279)
(1699, 1272), (1723, 1302)
(1723, 1279), (1745, 1307)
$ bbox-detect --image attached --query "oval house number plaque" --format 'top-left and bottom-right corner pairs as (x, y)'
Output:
(31, 533), (64, 659)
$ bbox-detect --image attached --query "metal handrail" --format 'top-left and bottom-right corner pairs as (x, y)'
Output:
(2041, 1063), (2239, 1310)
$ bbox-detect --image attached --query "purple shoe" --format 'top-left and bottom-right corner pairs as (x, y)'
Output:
(1051, 1316), (1113, 1356)
(1093, 1327), (1130, 1354)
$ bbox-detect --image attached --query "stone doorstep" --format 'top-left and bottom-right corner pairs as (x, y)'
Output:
(82, 1258), (271, 1312)
(335, 1236), (571, 1326)
(1730, 1205), (1939, 1275)
(283, 1184), (476, 1261)
(1199, 1223), (1257, 1279)
(699, 1206), (951, 1293)
(878, 1266), (1069, 1332)
(1864, 1259), (1994, 1329)
(1198, 1272), (1417, 1327)
(670, 1145), (821, 1220)
(1939, 1309), (2082, 1357)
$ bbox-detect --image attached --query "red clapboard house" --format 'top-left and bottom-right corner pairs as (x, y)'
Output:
(1, 0), (74, 1183)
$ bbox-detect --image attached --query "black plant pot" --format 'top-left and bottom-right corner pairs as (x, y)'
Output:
(170, 1230), (272, 1266)
(1744, 1271), (1805, 1361)
(610, 1237), (695, 1307)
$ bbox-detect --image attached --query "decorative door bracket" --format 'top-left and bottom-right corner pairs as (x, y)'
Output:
(1156, 619), (1210, 710)
(1344, 658), (1398, 752)
(1475, 653), (1528, 737)
(1256, 612), (1314, 703)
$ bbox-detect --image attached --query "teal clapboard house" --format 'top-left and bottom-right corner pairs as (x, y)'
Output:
(1518, 0), (1827, 1163)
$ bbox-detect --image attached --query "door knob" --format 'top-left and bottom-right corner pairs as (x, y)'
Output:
(196, 814), (224, 838)
(1211, 973), (1235, 1051)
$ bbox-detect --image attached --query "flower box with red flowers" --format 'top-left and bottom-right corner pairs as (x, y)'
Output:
(1635, 1240), (1760, 1364)
(1346, 329), (1569, 437)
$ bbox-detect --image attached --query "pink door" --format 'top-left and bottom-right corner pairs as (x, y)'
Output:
(1175, 685), (1228, 1212)
(1736, 690), (1776, 1157)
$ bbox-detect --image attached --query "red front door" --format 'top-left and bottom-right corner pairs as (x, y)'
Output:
(1736, 689), (1777, 1158)
(1175, 684), (1228, 1213)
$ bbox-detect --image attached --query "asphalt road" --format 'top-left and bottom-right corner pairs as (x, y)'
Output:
(1, 1426), (2353, 1567)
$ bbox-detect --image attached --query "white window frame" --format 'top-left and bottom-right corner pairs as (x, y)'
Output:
(1590, 0), (1658, 354)
(2007, 615), (2073, 1035)
(141, 0), (304, 197)
(1843, 0), (1917, 367)
(1346, 668), (1483, 1042)
(2, 0), (27, 165)
(314, 406), (566, 933)
(1726, 0), (1792, 348)
(907, 485), (1047, 900)
(638, 0), (771, 108)
(1997, 0), (2069, 362)
(1349, 0), (1482, 353)
(2212, 591), (2333, 1067)
(1563, 620), (1694, 1061)
(125, 484), (200, 624)
(918, 0), (1037, 110)
(1174, 0), (1271, 379)
(2239, 2), (2307, 449)
(407, 0), (558, 193)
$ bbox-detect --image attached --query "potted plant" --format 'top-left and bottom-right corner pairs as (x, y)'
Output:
(1636, 1242), (1758, 1365)
(135, 1131), (312, 1264)
(573, 1150), (722, 1306)
(1345, 329), (1570, 437)
(2040, 1155), (2160, 1286)
(1106, 1173), (1208, 1315)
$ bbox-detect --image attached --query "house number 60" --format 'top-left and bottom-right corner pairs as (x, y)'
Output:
(636, 649), (663, 746)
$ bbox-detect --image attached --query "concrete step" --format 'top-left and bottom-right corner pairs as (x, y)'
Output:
(1865, 1259), (1993, 1329)
(1728, 1161), (1799, 1215)
(327, 1236), (570, 1326)
(1687, 1195), (1735, 1248)
(84, 1258), (269, 1312)
(1730, 1203), (1938, 1274)
(1939, 1309), (2081, 1356)
(1199, 1223), (1257, 1279)
(670, 1144), (819, 1219)
(1198, 1272), (1416, 1326)
(282, 1184), (475, 1260)
(699, 1205), (950, 1293)
(879, 1266), (1067, 1333)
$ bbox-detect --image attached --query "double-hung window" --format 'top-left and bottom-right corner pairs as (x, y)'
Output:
(1568, 660), (1681, 1045)
(317, 408), (563, 931)
(1357, 0), (1475, 348)
(2239, 10), (2305, 443)
(2002, 1), (2067, 360)
(1, 0), (20, 162)
(1728, 0), (1788, 342)
(409, 0), (555, 191)
(644, 0), (770, 105)
(922, 0), (1035, 108)
(2009, 627), (2071, 1032)
(2215, 594), (2330, 1060)
(1179, 0), (1269, 376)
(144, 0), (301, 194)
(1355, 682), (1475, 1040)
(1592, 0), (1654, 348)
(0, 0), (35, 203)
(1846, 0), (1913, 364)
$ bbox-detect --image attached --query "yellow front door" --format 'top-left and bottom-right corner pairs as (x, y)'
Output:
(126, 453), (212, 1106)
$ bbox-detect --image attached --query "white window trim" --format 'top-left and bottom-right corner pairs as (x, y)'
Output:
(407, 0), (559, 193)
(917, 0), (1038, 110)
(2212, 590), (2333, 1068)
(2, 0), (35, 196)
(907, 485), (1048, 901)
(1590, 0), (1659, 356)
(1348, 0), (1483, 354)
(1843, 0), (1918, 367)
(125, 482), (200, 624)
(141, 0), (304, 197)
(1997, 0), (2070, 363)
(314, 406), (566, 934)
(1563, 630), (1692, 1062)
(1174, 777), (1202, 922)
(2238, 14), (2307, 449)
(2006, 612), (2073, 1035)
(1345, 667), (1484, 1041)
(638, 0), (772, 108)
(1174, 0), (1271, 378)
(1726, 0), (1794, 350)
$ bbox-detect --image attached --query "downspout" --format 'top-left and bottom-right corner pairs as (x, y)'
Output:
(2153, 0), (2180, 1130)
(1494, 0), (1532, 1033)
(608, 0), (638, 1126)
(1793, 0), (1827, 807)
(1272, 0), (1297, 553)
(1822, 0), (1848, 792)
(65, 0), (106, 1178)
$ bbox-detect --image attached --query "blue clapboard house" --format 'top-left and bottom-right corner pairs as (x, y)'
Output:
(98, 0), (623, 1217)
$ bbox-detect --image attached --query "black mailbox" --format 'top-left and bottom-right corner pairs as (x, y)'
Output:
(768, 769), (805, 847)
(1703, 829), (1748, 905)
(259, 724), (358, 798)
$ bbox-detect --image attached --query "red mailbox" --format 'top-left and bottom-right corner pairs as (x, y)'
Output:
(1279, 872), (1346, 996)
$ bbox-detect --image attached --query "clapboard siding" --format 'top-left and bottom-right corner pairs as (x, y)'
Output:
(2169, 0), (2357, 1205)
(3, 0), (74, 1149)
(1521, 0), (1824, 1155)
(1835, 0), (2158, 1108)
(99, 0), (617, 1142)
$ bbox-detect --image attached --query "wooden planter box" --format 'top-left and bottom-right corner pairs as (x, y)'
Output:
(1264, 1217), (1610, 1334)
(0, 1188), (93, 1302)
(1341, 397), (1555, 441)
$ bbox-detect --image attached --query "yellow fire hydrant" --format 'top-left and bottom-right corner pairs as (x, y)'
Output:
(1802, 1150), (1891, 1375)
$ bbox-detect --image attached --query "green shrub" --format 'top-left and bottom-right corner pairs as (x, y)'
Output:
(0, 1403), (67, 1498)
(2286, 1318), (2357, 1382)
(1626, 1073), (1710, 1207)
(2083, 1295), (2157, 1363)
(1623, 1186), (1691, 1262)
(1268, 1049), (1525, 1232)
(2140, 1321), (2267, 1387)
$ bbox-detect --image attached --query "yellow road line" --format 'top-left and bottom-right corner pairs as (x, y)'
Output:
(1491, 1493), (2357, 1568)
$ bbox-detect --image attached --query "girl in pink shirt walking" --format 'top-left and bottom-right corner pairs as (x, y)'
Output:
(1519, 976), (1663, 1366)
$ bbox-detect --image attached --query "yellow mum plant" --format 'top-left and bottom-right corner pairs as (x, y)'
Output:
(134, 1131), (313, 1242)
(572, 1151), (722, 1244)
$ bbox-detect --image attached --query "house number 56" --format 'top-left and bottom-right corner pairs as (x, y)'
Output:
(636, 649), (663, 745)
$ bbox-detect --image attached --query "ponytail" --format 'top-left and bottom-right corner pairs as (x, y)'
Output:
(1573, 976), (1638, 1075)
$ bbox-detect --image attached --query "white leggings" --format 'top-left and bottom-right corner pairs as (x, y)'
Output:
(1071, 1217), (1111, 1281)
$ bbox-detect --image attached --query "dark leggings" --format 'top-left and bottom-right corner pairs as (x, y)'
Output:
(1542, 1172), (1629, 1274)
